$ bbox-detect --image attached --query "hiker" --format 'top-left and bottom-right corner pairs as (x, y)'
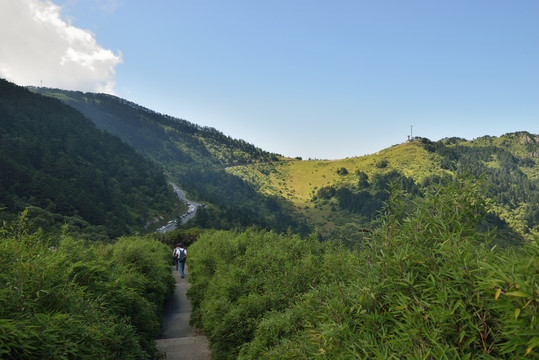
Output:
(173, 244), (181, 271)
(176, 244), (187, 278)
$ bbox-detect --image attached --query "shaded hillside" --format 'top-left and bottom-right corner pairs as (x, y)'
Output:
(30, 88), (280, 169)
(423, 134), (539, 240)
(0, 79), (177, 238)
(30, 87), (309, 234)
(228, 133), (538, 245)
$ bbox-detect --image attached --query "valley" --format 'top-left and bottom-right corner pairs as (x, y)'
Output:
(1, 78), (538, 359)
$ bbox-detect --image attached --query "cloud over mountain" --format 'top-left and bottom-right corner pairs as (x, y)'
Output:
(0, 0), (122, 93)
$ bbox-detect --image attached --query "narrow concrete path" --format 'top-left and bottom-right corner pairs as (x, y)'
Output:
(155, 266), (210, 360)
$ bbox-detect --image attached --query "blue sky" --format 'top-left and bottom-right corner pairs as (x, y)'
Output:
(1, 0), (538, 159)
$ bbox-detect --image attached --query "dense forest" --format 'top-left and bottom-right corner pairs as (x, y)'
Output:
(30, 87), (308, 234)
(0, 79), (177, 238)
(424, 135), (539, 237)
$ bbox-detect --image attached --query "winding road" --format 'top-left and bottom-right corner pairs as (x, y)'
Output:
(156, 183), (202, 233)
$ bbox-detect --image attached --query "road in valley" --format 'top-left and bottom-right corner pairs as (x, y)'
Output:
(156, 183), (202, 233)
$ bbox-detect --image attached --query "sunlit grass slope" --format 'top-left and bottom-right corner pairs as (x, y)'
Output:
(227, 140), (449, 236)
(228, 141), (439, 201)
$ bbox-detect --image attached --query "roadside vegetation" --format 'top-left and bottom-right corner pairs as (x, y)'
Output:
(187, 175), (538, 359)
(0, 210), (175, 359)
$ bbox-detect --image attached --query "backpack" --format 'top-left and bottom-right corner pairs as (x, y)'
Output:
(178, 249), (186, 262)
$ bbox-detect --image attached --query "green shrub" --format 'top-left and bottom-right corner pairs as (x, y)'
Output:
(187, 228), (329, 358)
(478, 239), (538, 358)
(188, 175), (538, 359)
(0, 212), (174, 359)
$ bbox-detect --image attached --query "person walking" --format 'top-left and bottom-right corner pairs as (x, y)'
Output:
(173, 244), (187, 278)
(177, 244), (187, 278)
(172, 244), (180, 271)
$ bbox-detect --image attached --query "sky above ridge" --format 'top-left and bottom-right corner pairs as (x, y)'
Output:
(1, 0), (538, 160)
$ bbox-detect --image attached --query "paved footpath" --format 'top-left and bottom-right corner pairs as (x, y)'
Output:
(155, 265), (210, 360)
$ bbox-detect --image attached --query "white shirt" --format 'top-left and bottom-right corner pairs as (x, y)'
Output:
(174, 247), (186, 257)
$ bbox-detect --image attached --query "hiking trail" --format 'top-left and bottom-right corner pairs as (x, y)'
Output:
(155, 265), (210, 360)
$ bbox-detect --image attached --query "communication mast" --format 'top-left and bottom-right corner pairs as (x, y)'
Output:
(408, 125), (414, 142)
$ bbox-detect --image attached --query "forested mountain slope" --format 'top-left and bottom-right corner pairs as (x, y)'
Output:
(30, 87), (309, 234)
(28, 86), (537, 245)
(0, 79), (177, 238)
(30, 88), (280, 169)
(228, 133), (539, 245)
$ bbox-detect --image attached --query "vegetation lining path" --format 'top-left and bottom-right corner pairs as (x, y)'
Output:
(155, 266), (210, 360)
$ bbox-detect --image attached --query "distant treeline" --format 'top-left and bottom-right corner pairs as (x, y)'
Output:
(311, 135), (538, 246)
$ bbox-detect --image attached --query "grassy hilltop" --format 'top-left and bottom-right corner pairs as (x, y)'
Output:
(228, 134), (539, 244)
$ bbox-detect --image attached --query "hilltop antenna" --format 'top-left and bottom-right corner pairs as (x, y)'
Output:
(411, 125), (413, 141)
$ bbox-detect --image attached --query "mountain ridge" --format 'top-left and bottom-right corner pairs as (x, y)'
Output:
(29, 86), (308, 235)
(25, 85), (539, 244)
(228, 133), (538, 243)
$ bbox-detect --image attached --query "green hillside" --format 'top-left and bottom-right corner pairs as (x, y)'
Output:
(2, 81), (537, 358)
(187, 175), (538, 359)
(27, 86), (538, 245)
(0, 79), (178, 238)
(228, 134), (539, 245)
(29, 88), (282, 169)
(30, 87), (309, 234)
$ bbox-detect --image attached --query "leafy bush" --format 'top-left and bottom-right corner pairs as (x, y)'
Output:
(375, 159), (388, 168)
(336, 167), (349, 175)
(187, 175), (538, 359)
(0, 211), (175, 359)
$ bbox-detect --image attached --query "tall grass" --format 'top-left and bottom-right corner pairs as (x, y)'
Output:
(187, 175), (538, 359)
(0, 211), (175, 359)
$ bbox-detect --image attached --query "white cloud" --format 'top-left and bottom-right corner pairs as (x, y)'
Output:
(0, 0), (122, 93)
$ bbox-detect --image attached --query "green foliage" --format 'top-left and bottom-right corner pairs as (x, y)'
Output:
(153, 227), (205, 248)
(376, 159), (389, 168)
(0, 79), (177, 238)
(31, 86), (307, 235)
(478, 239), (539, 357)
(178, 169), (308, 234)
(313, 170), (419, 227)
(188, 175), (538, 359)
(336, 167), (349, 175)
(186, 228), (335, 359)
(316, 186), (336, 200)
(424, 132), (539, 241)
(0, 211), (175, 359)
